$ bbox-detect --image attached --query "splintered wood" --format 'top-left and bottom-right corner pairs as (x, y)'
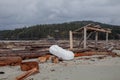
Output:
(16, 68), (39, 80)
(38, 55), (60, 63)
(0, 57), (22, 66)
(38, 54), (51, 63)
(52, 56), (59, 63)
(20, 61), (39, 71)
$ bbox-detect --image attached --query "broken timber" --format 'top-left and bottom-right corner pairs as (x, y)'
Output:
(38, 54), (51, 63)
(16, 68), (38, 80)
(0, 57), (22, 66)
(20, 61), (39, 71)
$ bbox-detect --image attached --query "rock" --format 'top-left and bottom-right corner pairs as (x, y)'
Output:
(0, 71), (5, 74)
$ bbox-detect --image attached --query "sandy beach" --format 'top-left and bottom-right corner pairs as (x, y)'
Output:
(0, 55), (120, 80)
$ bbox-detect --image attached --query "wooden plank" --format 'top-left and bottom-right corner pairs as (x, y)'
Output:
(86, 27), (111, 33)
(74, 24), (92, 32)
(83, 27), (87, 49)
(74, 27), (83, 32)
(69, 31), (73, 50)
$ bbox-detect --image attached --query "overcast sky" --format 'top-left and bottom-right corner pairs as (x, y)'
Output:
(0, 0), (120, 30)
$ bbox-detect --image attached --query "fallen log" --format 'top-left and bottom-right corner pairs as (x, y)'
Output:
(20, 61), (39, 71)
(72, 48), (91, 53)
(74, 51), (115, 57)
(31, 45), (51, 48)
(0, 50), (49, 60)
(74, 53), (93, 57)
(16, 68), (38, 80)
(0, 57), (22, 66)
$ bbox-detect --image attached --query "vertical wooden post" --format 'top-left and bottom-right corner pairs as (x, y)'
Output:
(83, 27), (87, 49)
(69, 31), (73, 50)
(95, 32), (98, 48)
(106, 32), (108, 47)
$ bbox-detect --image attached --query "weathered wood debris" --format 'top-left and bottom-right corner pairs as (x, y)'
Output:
(0, 40), (119, 79)
(0, 57), (22, 66)
(0, 40), (119, 66)
(20, 61), (39, 71)
(16, 67), (39, 80)
(51, 56), (59, 63)
(0, 40), (72, 60)
(38, 54), (51, 63)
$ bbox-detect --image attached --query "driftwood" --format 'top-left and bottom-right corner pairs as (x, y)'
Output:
(0, 57), (22, 66)
(72, 48), (91, 53)
(74, 51), (115, 57)
(38, 56), (47, 63)
(31, 45), (51, 49)
(38, 54), (51, 63)
(74, 53), (94, 57)
(0, 50), (49, 59)
(51, 56), (59, 63)
(16, 68), (38, 80)
(20, 61), (39, 71)
(0, 40), (119, 61)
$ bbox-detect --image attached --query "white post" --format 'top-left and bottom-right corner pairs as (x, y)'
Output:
(83, 27), (87, 49)
(69, 31), (73, 50)
(95, 32), (98, 48)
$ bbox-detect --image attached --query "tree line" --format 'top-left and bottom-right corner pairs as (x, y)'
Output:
(0, 21), (120, 40)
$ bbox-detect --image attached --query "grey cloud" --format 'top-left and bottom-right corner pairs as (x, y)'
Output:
(0, 0), (120, 30)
